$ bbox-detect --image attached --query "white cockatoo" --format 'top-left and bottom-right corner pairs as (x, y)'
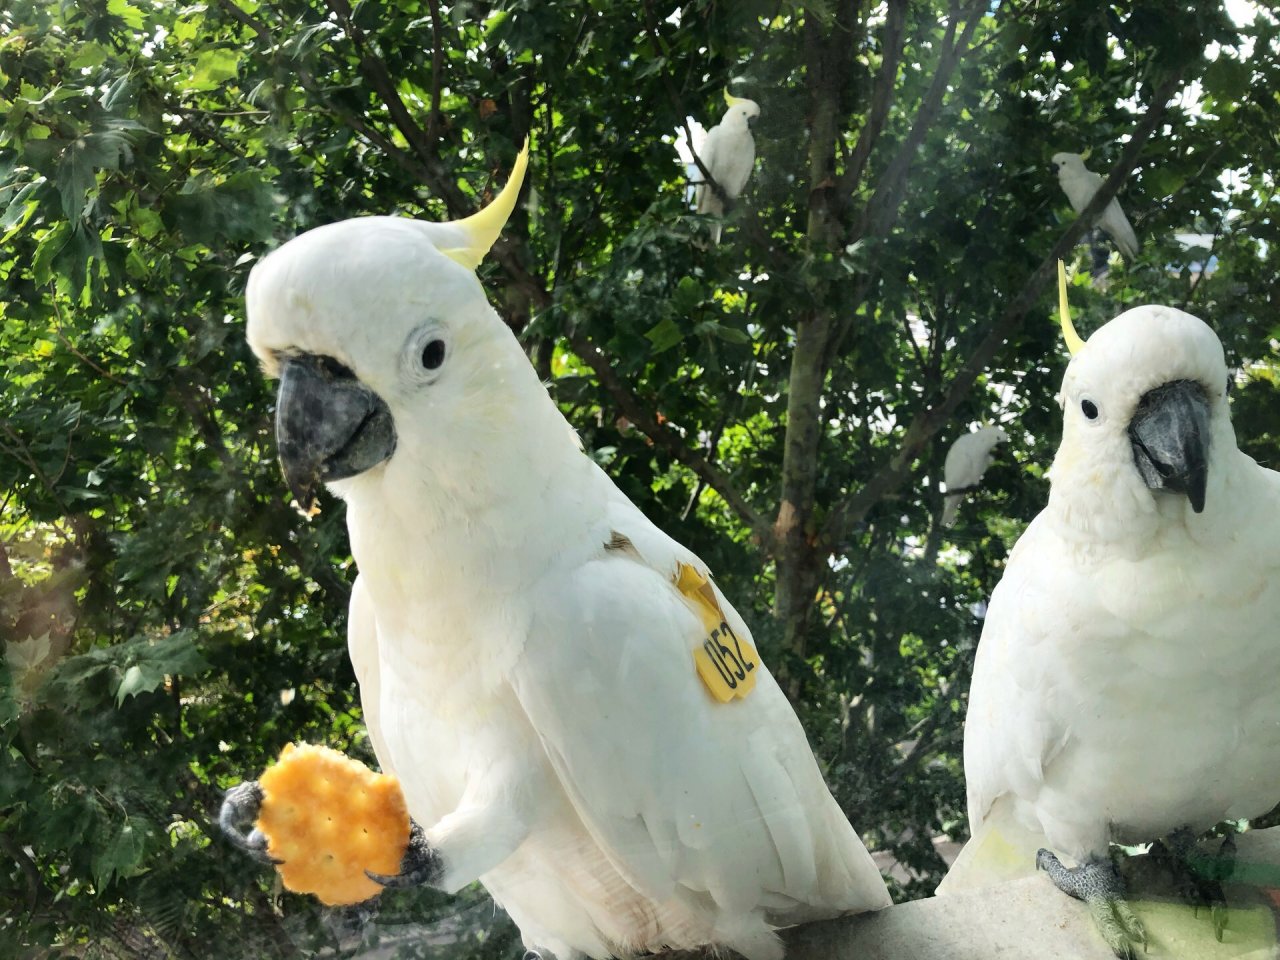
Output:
(221, 144), (890, 960)
(1051, 151), (1140, 261)
(694, 89), (760, 243)
(938, 265), (1280, 957)
(941, 426), (1009, 526)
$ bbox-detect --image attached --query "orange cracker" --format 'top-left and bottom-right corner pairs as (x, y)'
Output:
(256, 743), (409, 905)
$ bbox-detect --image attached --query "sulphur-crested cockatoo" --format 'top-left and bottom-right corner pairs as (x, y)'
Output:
(941, 426), (1009, 526)
(220, 144), (890, 960)
(694, 89), (760, 243)
(938, 266), (1280, 958)
(1051, 151), (1140, 261)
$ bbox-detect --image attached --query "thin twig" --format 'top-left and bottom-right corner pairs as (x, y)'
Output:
(49, 298), (125, 384)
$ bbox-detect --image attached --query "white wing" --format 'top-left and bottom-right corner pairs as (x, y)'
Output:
(508, 492), (890, 924)
(961, 514), (1072, 833)
(712, 128), (755, 200)
(938, 514), (1075, 892)
(1098, 197), (1140, 259)
(694, 125), (726, 217)
(347, 575), (396, 772)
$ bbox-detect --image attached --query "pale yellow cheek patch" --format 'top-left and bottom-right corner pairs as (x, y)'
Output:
(674, 562), (759, 702)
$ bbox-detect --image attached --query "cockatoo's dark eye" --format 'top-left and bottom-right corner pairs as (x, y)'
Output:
(421, 339), (446, 370)
(1081, 398), (1100, 420)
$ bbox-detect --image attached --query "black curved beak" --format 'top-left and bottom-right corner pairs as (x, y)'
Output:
(1128, 379), (1211, 513)
(275, 354), (397, 513)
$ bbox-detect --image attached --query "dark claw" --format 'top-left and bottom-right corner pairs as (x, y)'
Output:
(1161, 826), (1235, 937)
(366, 820), (443, 889)
(219, 781), (281, 865)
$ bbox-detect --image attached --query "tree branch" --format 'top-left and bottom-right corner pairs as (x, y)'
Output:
(839, 0), (909, 199)
(854, 0), (985, 242)
(324, 0), (443, 170)
(213, 0), (271, 39)
(424, 0), (445, 146)
(819, 71), (1185, 547)
(566, 333), (773, 548)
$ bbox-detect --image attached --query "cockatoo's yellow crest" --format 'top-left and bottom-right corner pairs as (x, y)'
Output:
(439, 139), (530, 270)
(1057, 260), (1086, 356)
(723, 88), (749, 107)
(1079, 146), (1092, 161)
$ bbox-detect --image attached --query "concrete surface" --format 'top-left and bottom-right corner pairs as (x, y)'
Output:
(783, 829), (1280, 960)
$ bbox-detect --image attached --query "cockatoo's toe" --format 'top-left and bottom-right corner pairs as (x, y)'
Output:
(365, 820), (442, 889)
(219, 781), (281, 865)
(1161, 828), (1235, 940)
(1038, 850), (1146, 959)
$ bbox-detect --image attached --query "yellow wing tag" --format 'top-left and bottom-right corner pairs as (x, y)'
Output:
(674, 562), (759, 702)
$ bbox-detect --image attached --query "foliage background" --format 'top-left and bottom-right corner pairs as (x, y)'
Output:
(1, 0), (1278, 956)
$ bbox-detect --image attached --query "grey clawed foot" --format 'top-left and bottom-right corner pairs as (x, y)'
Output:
(1037, 848), (1146, 959)
(366, 820), (443, 889)
(521, 952), (544, 960)
(1163, 827), (1235, 941)
(219, 781), (280, 865)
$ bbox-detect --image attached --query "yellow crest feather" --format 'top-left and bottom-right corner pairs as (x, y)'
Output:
(724, 88), (748, 107)
(439, 139), (530, 270)
(1057, 260), (1086, 356)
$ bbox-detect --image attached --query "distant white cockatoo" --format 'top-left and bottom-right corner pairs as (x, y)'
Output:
(938, 265), (1280, 958)
(941, 426), (1009, 526)
(694, 89), (760, 243)
(1051, 151), (1140, 261)
(221, 143), (890, 960)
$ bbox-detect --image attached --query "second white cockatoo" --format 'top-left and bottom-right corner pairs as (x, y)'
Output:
(694, 89), (760, 243)
(1051, 151), (1140, 261)
(220, 143), (890, 960)
(938, 265), (1280, 958)
(941, 426), (1009, 526)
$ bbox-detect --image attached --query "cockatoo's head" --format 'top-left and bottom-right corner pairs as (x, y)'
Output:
(244, 144), (555, 514)
(1049, 299), (1236, 540)
(1050, 151), (1089, 181)
(721, 89), (760, 129)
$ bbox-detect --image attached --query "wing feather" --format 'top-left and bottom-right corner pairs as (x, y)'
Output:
(508, 496), (889, 922)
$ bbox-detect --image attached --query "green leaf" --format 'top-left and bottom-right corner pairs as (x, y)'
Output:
(644, 316), (684, 353)
(187, 48), (239, 92)
(114, 631), (209, 705)
(32, 221), (71, 284)
(106, 0), (146, 30)
(1, 180), (41, 233)
(93, 819), (150, 887)
(56, 123), (138, 222)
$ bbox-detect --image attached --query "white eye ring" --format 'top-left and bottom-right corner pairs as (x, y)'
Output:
(403, 324), (448, 385)
(1079, 396), (1102, 423)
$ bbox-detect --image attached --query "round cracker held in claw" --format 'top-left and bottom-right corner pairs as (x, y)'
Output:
(256, 742), (409, 905)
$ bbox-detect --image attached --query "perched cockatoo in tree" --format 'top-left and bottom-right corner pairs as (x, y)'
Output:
(937, 264), (1280, 958)
(220, 143), (890, 960)
(1051, 151), (1141, 261)
(941, 425), (1009, 527)
(694, 89), (760, 243)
